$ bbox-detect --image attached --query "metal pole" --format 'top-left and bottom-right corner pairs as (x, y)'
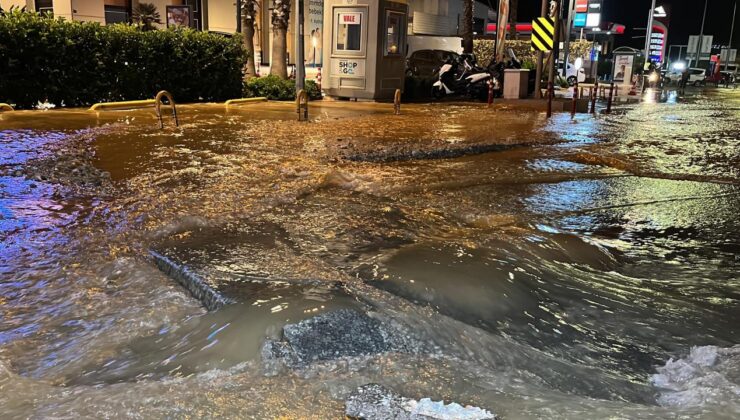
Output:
(295, 0), (306, 91)
(534, 0), (548, 98)
(548, 0), (562, 87)
(691, 0), (709, 69)
(644, 0), (656, 65)
(563, 0), (576, 72)
(727, 1), (737, 71)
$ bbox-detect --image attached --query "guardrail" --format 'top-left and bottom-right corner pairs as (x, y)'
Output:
(224, 97), (268, 107)
(89, 99), (156, 111)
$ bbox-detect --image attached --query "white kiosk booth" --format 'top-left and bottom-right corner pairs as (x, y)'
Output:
(322, 0), (408, 100)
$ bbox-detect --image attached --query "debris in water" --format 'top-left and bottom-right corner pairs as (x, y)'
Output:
(261, 309), (422, 371)
(345, 383), (495, 420)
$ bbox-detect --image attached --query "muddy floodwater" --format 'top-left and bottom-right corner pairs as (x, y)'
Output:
(1, 92), (739, 418)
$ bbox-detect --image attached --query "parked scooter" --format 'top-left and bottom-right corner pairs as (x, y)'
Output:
(431, 54), (496, 100)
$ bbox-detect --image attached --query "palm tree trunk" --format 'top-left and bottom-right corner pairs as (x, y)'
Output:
(241, 0), (257, 78)
(462, 0), (474, 54)
(270, 0), (291, 79)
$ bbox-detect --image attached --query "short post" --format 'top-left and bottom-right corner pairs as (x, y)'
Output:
(316, 67), (322, 91)
(296, 89), (308, 121)
(155, 90), (178, 129)
(606, 82), (614, 114)
(546, 81), (553, 118)
(393, 89), (401, 115)
(590, 81), (598, 115)
(571, 81), (578, 117)
(487, 79), (494, 107)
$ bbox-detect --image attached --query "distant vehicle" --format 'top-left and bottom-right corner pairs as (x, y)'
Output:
(557, 62), (586, 86)
(406, 49), (460, 78)
(666, 68), (706, 86)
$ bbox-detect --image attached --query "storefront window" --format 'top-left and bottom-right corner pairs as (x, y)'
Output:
(335, 11), (362, 52)
(35, 0), (53, 16)
(385, 11), (403, 56)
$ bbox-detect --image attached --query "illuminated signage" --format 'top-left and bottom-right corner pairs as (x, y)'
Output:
(573, 1), (601, 28)
(574, 13), (587, 27)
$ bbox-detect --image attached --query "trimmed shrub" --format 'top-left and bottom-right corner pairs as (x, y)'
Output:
(473, 40), (593, 67)
(243, 75), (322, 100)
(0, 10), (245, 108)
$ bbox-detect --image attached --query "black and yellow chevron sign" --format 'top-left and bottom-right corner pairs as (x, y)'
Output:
(531, 17), (556, 51)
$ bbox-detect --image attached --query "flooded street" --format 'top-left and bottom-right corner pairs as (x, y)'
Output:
(0, 91), (739, 418)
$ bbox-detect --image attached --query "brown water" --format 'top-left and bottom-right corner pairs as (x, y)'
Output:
(0, 91), (739, 418)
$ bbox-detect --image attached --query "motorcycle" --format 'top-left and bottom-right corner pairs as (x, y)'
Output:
(432, 54), (498, 99)
(431, 54), (499, 100)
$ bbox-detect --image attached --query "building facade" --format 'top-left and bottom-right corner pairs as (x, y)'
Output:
(1, 0), (490, 66)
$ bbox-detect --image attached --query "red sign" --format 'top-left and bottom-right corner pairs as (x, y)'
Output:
(339, 13), (361, 25)
(576, 0), (588, 13)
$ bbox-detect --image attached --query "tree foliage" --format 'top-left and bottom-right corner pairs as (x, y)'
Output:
(132, 2), (161, 31)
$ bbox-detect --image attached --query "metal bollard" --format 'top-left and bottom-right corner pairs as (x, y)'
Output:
(590, 81), (598, 115)
(571, 81), (578, 117)
(393, 89), (401, 115)
(296, 89), (308, 121)
(606, 82), (614, 114)
(487, 79), (494, 107)
(154, 90), (178, 129)
(546, 82), (553, 118)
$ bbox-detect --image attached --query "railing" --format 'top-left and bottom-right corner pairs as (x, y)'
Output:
(0, 103), (14, 112)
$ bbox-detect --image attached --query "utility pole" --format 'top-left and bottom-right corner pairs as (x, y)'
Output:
(548, 0), (562, 86)
(534, 0), (548, 98)
(689, 0), (709, 68)
(295, 0), (306, 91)
(563, 0), (576, 70)
(727, 1), (737, 71)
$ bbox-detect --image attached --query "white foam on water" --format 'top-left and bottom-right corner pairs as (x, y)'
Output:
(403, 398), (495, 420)
(651, 345), (740, 408)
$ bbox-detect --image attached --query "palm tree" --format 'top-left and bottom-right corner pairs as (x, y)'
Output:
(270, 0), (291, 79)
(241, 0), (258, 78)
(132, 3), (161, 32)
(509, 0), (518, 39)
(462, 0), (474, 53)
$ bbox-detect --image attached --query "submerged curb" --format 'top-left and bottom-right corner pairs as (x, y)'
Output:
(150, 250), (233, 311)
(342, 143), (526, 163)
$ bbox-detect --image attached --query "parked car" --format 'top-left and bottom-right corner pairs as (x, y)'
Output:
(557, 62), (586, 86)
(665, 68), (706, 86)
(406, 49), (460, 78)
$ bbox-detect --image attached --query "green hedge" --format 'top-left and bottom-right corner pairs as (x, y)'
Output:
(243, 75), (322, 101)
(0, 10), (245, 108)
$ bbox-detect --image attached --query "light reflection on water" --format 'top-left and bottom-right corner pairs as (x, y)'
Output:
(0, 92), (738, 417)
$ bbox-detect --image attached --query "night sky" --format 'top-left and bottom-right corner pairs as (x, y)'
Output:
(513, 0), (738, 49)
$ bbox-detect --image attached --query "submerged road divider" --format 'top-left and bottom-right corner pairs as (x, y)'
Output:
(89, 99), (156, 111)
(224, 97), (268, 107)
(0, 103), (14, 111)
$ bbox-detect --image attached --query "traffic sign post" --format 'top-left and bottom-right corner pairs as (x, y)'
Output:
(531, 17), (556, 52)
